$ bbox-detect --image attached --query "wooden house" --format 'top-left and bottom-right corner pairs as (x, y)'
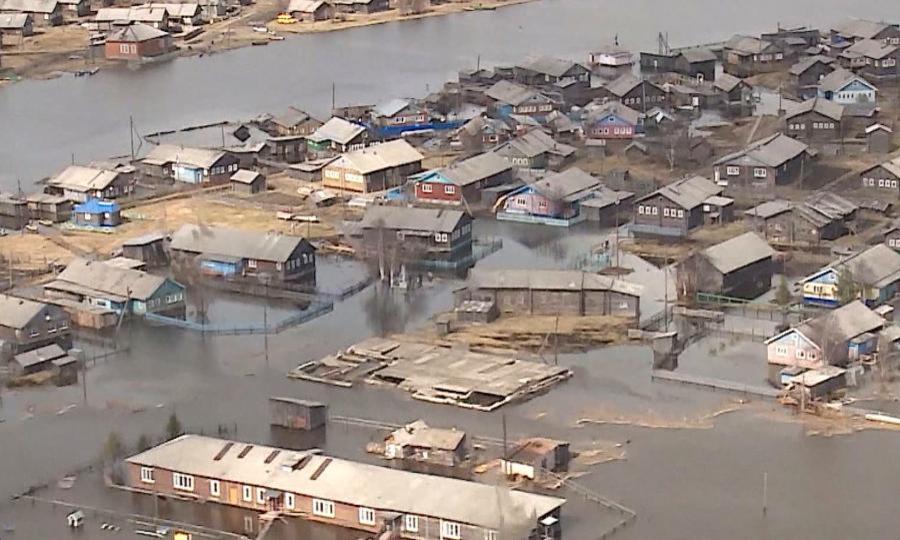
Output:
(46, 165), (133, 203)
(674, 48), (717, 82)
(141, 144), (240, 184)
(121, 233), (168, 267)
(269, 397), (327, 431)
(839, 39), (899, 80)
(44, 258), (185, 317)
(452, 115), (512, 152)
(73, 199), (122, 228)
(268, 107), (322, 137)
(501, 438), (571, 481)
(104, 23), (173, 61)
(884, 218), (900, 252)
(713, 133), (813, 199)
(484, 80), (555, 117)
(631, 176), (730, 238)
(306, 117), (368, 156)
(332, 0), (387, 14)
(830, 19), (900, 45)
(0, 193), (27, 230)
(287, 0), (331, 21)
(789, 55), (836, 98)
(0, 294), (72, 360)
(492, 130), (576, 171)
(816, 68), (877, 105)
(765, 300), (883, 382)
(230, 170), (266, 194)
(866, 123), (893, 153)
(0, 12), (33, 38)
(583, 101), (643, 141)
(25, 193), (71, 222)
(743, 199), (847, 245)
(513, 56), (591, 86)
(322, 139), (423, 194)
(0, 0), (61, 26)
(602, 74), (667, 112)
(384, 420), (466, 468)
(125, 435), (565, 540)
(800, 244), (900, 307)
(713, 73), (751, 110)
(460, 268), (641, 320)
(355, 205), (473, 262)
(785, 98), (845, 142)
(723, 35), (793, 76)
(169, 224), (316, 283)
(498, 167), (602, 226)
(412, 152), (512, 207)
(370, 98), (428, 128)
(860, 156), (900, 194)
(677, 232), (775, 300)
(8, 343), (74, 378)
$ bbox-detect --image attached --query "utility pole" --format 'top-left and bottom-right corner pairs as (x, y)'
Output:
(663, 257), (669, 331)
(263, 281), (269, 366)
(762, 472), (768, 515)
(331, 82), (336, 113)
(553, 313), (560, 366)
(81, 352), (88, 405)
(129, 115), (135, 162)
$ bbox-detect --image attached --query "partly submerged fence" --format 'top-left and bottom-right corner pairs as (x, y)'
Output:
(143, 301), (334, 335)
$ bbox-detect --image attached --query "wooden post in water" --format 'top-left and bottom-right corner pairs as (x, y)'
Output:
(762, 472), (768, 515)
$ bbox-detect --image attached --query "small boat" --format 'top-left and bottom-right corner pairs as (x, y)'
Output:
(251, 40), (269, 46)
(74, 67), (99, 77)
(269, 35), (285, 41)
(465, 4), (496, 11)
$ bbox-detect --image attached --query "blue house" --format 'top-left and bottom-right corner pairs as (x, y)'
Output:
(800, 244), (900, 307)
(583, 102), (644, 140)
(817, 68), (877, 105)
(45, 258), (186, 317)
(73, 199), (122, 228)
(498, 167), (601, 226)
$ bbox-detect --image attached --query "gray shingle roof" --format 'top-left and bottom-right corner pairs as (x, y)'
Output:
(53, 258), (171, 302)
(832, 18), (894, 40)
(468, 269), (642, 297)
(528, 167), (600, 201)
(713, 73), (745, 93)
(170, 224), (310, 263)
(639, 175), (721, 210)
(359, 205), (466, 234)
(818, 67), (876, 93)
(789, 55), (835, 76)
(701, 232), (775, 274)
(517, 56), (584, 78)
(786, 97), (845, 121)
(605, 74), (643, 97)
(485, 80), (543, 107)
(0, 294), (46, 329)
(437, 152), (511, 187)
(844, 38), (898, 60)
(308, 117), (366, 145)
(714, 133), (810, 168)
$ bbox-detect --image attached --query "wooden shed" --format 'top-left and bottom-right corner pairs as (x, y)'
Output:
(230, 169), (266, 194)
(269, 396), (327, 430)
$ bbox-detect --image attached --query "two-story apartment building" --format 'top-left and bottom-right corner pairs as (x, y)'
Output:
(125, 435), (565, 540)
(713, 133), (813, 199)
(169, 224), (316, 284)
(322, 139), (423, 194)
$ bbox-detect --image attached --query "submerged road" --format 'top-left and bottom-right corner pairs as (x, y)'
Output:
(0, 0), (897, 187)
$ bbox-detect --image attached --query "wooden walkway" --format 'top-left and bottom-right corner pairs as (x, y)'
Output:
(651, 370), (780, 399)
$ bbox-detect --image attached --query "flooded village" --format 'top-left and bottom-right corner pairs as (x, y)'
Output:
(6, 1), (900, 539)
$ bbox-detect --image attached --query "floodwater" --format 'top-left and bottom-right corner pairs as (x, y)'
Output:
(1, 0), (898, 187)
(5, 223), (900, 538)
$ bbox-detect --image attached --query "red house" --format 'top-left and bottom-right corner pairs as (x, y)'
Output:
(411, 152), (512, 207)
(104, 23), (172, 61)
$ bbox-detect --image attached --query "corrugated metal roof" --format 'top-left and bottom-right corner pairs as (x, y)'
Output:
(435, 152), (511, 187)
(701, 232), (774, 274)
(127, 434), (564, 530)
(308, 117), (366, 145)
(469, 268), (642, 297)
(358, 205), (466, 234)
(142, 144), (225, 169)
(170, 224), (310, 263)
(0, 294), (46, 329)
(48, 165), (121, 193)
(327, 139), (423, 175)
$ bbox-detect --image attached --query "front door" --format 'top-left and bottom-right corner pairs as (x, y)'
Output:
(228, 487), (239, 505)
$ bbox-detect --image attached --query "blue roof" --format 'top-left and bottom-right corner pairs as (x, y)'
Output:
(74, 199), (120, 214)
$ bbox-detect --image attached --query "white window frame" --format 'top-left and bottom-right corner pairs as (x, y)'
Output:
(638, 205), (645, 215)
(404, 515), (419, 532)
(422, 183), (433, 193)
(663, 207), (670, 217)
(753, 168), (767, 178)
(440, 520), (462, 539)
(359, 507), (376, 526)
(256, 487), (266, 504)
(172, 472), (194, 492)
(726, 166), (740, 176)
(797, 349), (806, 359)
(243, 485), (253, 502)
(312, 499), (335, 518)
(651, 206), (658, 215)
(445, 185), (456, 195)
(140, 467), (155, 484)
(775, 345), (788, 357)
(247, 259), (258, 269)
(677, 209), (684, 218)
(209, 479), (220, 497)
(285, 493), (295, 510)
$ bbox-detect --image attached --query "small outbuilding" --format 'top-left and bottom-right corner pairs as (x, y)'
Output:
(268, 396), (327, 430)
(230, 169), (266, 194)
(384, 420), (467, 467)
(121, 233), (168, 267)
(73, 199), (122, 228)
(677, 232), (775, 300)
(454, 299), (499, 324)
(866, 123), (893, 154)
(501, 438), (571, 480)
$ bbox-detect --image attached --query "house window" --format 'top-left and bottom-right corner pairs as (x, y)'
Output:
(243, 485), (253, 502)
(893, 180), (898, 189)
(651, 206), (658, 215)
(879, 179), (885, 187)
(256, 487), (266, 504)
(422, 183), (433, 193)
(797, 350), (806, 359)
(663, 207), (670, 217)
(441, 233), (449, 242)
(486, 532), (498, 540)
(210, 480), (220, 497)
(726, 166), (740, 176)
(140, 467), (155, 484)
(359, 507), (376, 526)
(809, 352), (817, 361)
(753, 168), (767, 178)
(59, 320), (68, 330)
(404, 515), (419, 532)
(441, 520), (462, 539)
(285, 493), (295, 510)
(677, 209), (684, 218)
(434, 232), (443, 242)
(247, 259), (257, 269)
(775, 345), (788, 357)
(172, 473), (194, 492)
(312, 499), (335, 518)
(638, 205), (645, 215)
(48, 323), (57, 334)
(445, 185), (456, 195)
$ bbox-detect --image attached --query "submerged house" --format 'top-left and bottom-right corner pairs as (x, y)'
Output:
(497, 167), (601, 226)
(126, 435), (565, 539)
(800, 244), (900, 308)
(169, 224), (316, 283)
(412, 152), (512, 207)
(355, 205), (472, 262)
(677, 232), (775, 300)
(44, 258), (185, 316)
(384, 420), (467, 467)
(765, 300), (884, 381)
(0, 294), (72, 359)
